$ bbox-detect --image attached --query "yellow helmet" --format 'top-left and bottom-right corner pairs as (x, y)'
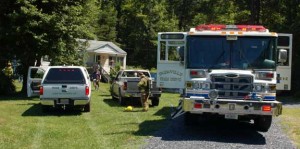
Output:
(124, 106), (133, 111)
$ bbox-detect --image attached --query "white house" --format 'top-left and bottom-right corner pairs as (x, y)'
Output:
(81, 39), (127, 74)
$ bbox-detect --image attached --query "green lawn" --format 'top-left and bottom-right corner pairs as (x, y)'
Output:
(0, 82), (179, 149)
(1, 82), (300, 149)
(280, 107), (300, 148)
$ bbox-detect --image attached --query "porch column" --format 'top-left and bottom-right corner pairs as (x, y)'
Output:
(123, 55), (127, 69)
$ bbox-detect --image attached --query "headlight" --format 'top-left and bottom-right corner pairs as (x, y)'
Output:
(254, 85), (262, 91)
(208, 89), (218, 99)
(254, 84), (275, 92)
(255, 71), (274, 80)
(202, 83), (210, 90)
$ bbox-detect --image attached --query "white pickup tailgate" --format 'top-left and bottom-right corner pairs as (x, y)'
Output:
(125, 78), (140, 91)
(41, 84), (87, 99)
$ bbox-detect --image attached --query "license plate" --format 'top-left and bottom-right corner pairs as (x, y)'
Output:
(59, 99), (69, 104)
(225, 113), (238, 119)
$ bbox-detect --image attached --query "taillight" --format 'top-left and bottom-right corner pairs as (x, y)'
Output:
(194, 103), (202, 109)
(39, 86), (43, 95)
(123, 82), (127, 90)
(262, 105), (271, 112)
(85, 86), (89, 95)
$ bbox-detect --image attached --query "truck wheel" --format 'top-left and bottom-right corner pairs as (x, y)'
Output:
(151, 97), (159, 106)
(254, 115), (272, 132)
(119, 96), (126, 106)
(111, 94), (117, 100)
(184, 112), (197, 125)
(84, 102), (91, 112)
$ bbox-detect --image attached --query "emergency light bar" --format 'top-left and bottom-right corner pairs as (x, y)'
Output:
(195, 24), (266, 32)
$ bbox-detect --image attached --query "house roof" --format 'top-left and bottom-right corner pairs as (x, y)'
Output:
(79, 39), (127, 56)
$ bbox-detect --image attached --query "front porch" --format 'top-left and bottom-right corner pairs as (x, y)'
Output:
(82, 40), (127, 82)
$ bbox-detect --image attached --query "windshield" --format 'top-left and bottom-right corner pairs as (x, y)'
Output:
(187, 36), (277, 69)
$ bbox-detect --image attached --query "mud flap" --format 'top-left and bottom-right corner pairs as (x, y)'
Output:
(171, 100), (186, 119)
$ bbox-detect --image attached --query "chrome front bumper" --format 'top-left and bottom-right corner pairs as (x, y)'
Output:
(182, 96), (282, 116)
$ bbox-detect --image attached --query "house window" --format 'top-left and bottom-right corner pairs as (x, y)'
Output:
(109, 56), (114, 66)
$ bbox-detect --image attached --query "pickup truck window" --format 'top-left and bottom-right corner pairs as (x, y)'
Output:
(43, 68), (86, 84)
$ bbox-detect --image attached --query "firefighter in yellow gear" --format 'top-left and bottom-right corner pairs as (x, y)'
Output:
(137, 72), (150, 111)
(2, 62), (13, 78)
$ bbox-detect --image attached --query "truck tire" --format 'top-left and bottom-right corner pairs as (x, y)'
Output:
(254, 115), (272, 132)
(184, 112), (197, 125)
(151, 97), (160, 106)
(111, 94), (117, 100)
(84, 102), (91, 112)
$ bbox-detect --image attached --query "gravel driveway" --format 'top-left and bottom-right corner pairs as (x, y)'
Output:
(143, 110), (297, 149)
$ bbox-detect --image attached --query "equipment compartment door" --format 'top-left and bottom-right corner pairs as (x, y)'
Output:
(157, 32), (186, 88)
(277, 34), (292, 90)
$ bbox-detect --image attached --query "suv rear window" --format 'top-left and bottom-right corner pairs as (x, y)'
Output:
(43, 68), (85, 84)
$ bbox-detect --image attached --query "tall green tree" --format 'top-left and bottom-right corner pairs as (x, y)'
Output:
(95, 0), (117, 42)
(116, 0), (178, 69)
(0, 0), (98, 94)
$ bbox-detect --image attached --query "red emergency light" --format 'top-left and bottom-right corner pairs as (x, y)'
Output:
(195, 24), (266, 32)
(195, 24), (226, 31)
(236, 25), (266, 32)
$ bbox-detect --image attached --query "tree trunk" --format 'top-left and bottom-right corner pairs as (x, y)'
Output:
(20, 57), (36, 95)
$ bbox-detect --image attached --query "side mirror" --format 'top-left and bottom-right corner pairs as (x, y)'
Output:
(278, 49), (287, 63)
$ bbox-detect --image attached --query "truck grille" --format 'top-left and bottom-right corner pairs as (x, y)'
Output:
(211, 74), (253, 99)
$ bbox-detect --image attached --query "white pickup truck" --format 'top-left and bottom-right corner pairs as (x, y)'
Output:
(110, 70), (162, 106)
(39, 66), (92, 112)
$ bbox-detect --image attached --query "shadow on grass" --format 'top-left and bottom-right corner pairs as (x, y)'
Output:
(134, 107), (266, 145)
(22, 103), (82, 116)
(0, 92), (28, 100)
(103, 98), (142, 107)
(99, 93), (111, 97)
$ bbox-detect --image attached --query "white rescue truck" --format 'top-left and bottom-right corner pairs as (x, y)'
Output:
(157, 24), (292, 132)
